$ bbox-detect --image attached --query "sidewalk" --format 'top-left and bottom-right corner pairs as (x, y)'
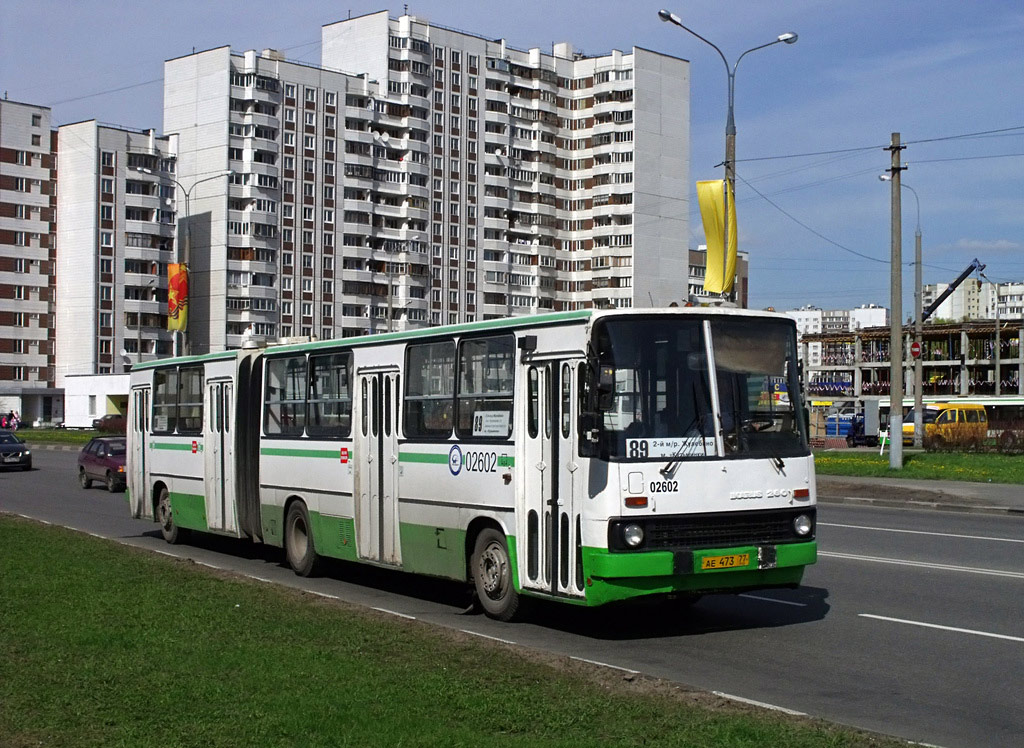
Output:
(817, 474), (1024, 516)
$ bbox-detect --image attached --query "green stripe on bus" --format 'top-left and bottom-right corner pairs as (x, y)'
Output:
(398, 452), (515, 467)
(399, 452), (449, 464)
(261, 447), (342, 459)
(151, 441), (201, 451)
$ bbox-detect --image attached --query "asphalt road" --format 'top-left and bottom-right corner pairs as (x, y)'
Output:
(3, 449), (1023, 748)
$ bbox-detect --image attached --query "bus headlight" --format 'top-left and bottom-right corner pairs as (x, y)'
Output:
(793, 514), (813, 537)
(623, 523), (644, 548)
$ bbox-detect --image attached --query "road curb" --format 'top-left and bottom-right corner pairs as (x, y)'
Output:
(817, 494), (1023, 517)
(24, 444), (82, 452)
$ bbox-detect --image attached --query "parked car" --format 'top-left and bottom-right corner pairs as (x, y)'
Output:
(92, 413), (127, 433)
(78, 436), (127, 492)
(0, 431), (31, 471)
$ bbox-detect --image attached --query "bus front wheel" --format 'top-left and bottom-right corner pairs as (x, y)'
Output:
(285, 502), (320, 577)
(156, 487), (184, 544)
(471, 528), (522, 622)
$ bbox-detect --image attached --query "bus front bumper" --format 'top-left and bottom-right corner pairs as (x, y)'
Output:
(580, 540), (817, 606)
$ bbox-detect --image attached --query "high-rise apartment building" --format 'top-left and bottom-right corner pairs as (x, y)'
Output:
(162, 11), (691, 352)
(323, 12), (690, 322)
(0, 100), (59, 423)
(55, 121), (177, 381)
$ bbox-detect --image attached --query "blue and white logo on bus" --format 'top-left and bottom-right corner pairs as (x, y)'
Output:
(448, 444), (463, 475)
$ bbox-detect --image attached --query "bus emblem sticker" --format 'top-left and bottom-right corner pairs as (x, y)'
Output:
(448, 445), (463, 476)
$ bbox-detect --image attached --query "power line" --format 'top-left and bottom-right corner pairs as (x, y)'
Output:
(734, 172), (889, 264)
(736, 124), (1024, 164)
(46, 78), (161, 107)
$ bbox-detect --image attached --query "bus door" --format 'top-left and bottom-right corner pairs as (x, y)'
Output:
(518, 359), (585, 598)
(355, 369), (401, 565)
(203, 379), (237, 534)
(128, 386), (151, 519)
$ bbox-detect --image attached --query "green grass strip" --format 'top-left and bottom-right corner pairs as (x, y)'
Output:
(0, 516), (897, 748)
(814, 450), (1024, 484)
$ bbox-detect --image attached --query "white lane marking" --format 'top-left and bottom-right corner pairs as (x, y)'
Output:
(194, 561), (222, 570)
(459, 629), (515, 645)
(821, 522), (1024, 544)
(712, 691), (806, 716)
(820, 551), (1024, 579)
(151, 549), (179, 557)
(571, 656), (640, 675)
(307, 590), (340, 600)
(371, 606), (415, 620)
(86, 532), (107, 539)
(859, 614), (1024, 643)
(246, 575), (273, 583)
(738, 593), (807, 607)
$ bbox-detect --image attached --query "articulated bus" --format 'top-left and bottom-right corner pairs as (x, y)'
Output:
(127, 308), (817, 620)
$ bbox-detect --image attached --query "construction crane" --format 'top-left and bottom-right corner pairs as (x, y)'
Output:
(920, 258), (985, 323)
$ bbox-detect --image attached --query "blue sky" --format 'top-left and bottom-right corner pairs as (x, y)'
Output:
(3, 0), (1022, 313)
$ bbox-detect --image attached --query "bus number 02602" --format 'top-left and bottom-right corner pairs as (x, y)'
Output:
(463, 451), (497, 473)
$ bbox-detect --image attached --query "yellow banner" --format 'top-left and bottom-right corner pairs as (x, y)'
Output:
(697, 179), (737, 294)
(167, 263), (189, 332)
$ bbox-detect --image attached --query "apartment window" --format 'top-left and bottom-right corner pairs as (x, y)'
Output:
(303, 135), (315, 150)
(304, 158), (314, 173)
(451, 72), (461, 87)
(324, 162), (335, 176)
(32, 114), (42, 127)
(100, 232), (113, 247)
(304, 111), (316, 126)
(305, 88), (317, 103)
(284, 83), (296, 97)
(324, 91), (336, 106)
(284, 132), (295, 146)
(101, 151), (114, 167)
(285, 108), (295, 122)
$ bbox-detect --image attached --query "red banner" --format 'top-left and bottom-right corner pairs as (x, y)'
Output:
(167, 263), (188, 332)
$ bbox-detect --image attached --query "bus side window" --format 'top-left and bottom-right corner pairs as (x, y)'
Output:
(528, 367), (539, 439)
(404, 341), (455, 439)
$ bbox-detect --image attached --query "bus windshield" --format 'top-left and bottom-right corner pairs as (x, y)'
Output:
(584, 315), (807, 460)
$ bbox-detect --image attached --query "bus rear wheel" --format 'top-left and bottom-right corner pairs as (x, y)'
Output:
(156, 487), (184, 544)
(471, 528), (522, 622)
(285, 501), (320, 577)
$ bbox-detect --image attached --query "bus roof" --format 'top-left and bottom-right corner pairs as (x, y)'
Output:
(130, 306), (795, 367)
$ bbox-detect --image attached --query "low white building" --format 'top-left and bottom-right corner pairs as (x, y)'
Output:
(62, 373), (129, 429)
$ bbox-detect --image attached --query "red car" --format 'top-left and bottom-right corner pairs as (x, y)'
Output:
(78, 436), (127, 492)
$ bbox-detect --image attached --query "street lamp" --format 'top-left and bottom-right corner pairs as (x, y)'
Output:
(658, 9), (797, 298)
(135, 167), (233, 356)
(880, 173), (923, 447)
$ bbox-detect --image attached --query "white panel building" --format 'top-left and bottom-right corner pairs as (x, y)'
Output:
(55, 121), (177, 381)
(0, 99), (60, 424)
(159, 12), (692, 352)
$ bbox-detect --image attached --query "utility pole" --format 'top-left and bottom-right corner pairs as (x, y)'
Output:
(913, 220), (923, 447)
(886, 133), (905, 469)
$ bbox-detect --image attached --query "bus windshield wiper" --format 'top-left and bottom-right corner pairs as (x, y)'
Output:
(660, 390), (709, 477)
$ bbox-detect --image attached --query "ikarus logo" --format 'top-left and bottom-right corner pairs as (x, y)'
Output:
(448, 444), (463, 476)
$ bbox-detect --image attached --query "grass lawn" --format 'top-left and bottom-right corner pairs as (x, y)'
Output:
(16, 428), (99, 446)
(0, 516), (899, 748)
(814, 449), (1024, 484)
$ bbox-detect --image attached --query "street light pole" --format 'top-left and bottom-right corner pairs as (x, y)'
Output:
(135, 167), (232, 356)
(658, 9), (797, 299)
(880, 172), (921, 446)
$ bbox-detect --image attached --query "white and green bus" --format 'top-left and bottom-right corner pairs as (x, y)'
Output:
(127, 308), (817, 620)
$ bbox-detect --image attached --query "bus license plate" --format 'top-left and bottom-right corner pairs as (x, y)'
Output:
(701, 553), (750, 570)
